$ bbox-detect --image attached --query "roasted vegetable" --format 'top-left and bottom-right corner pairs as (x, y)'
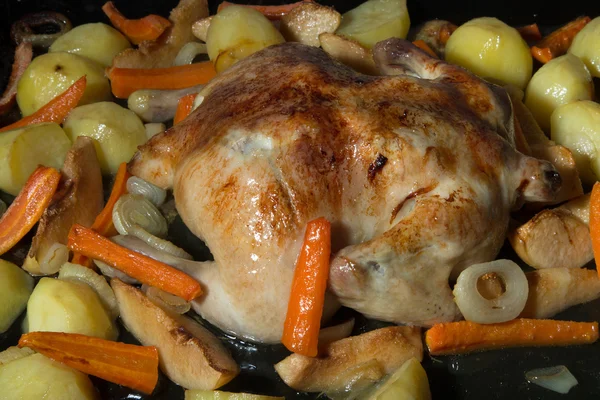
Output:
(191, 17), (212, 42)
(16, 52), (110, 116)
(280, 3), (340, 47)
(0, 260), (33, 333)
(568, 16), (600, 78)
(319, 33), (378, 75)
(185, 391), (283, 400)
(360, 357), (431, 400)
(63, 102), (146, 174)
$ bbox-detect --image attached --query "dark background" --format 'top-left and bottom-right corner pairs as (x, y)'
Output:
(2, 0), (600, 399)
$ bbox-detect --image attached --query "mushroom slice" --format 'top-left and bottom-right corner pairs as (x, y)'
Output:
(192, 17), (213, 43)
(508, 193), (592, 269)
(112, 0), (208, 68)
(280, 3), (341, 47)
(319, 33), (378, 75)
(23, 136), (103, 275)
(520, 267), (600, 319)
(274, 326), (422, 393)
(111, 279), (239, 390)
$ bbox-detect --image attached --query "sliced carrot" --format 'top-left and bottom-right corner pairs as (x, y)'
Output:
(102, 1), (171, 45)
(590, 182), (600, 277)
(108, 62), (216, 99)
(0, 166), (61, 256)
(425, 319), (599, 355)
(0, 42), (33, 116)
(67, 224), (202, 301)
(0, 76), (86, 133)
(174, 93), (197, 124)
(282, 217), (331, 357)
(19, 331), (159, 394)
(217, 0), (314, 20)
(412, 40), (438, 58)
(531, 16), (591, 64)
(517, 23), (542, 42)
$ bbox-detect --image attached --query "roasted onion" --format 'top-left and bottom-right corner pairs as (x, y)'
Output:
(526, 365), (578, 394)
(10, 12), (72, 49)
(0, 43), (32, 116)
(142, 284), (191, 314)
(174, 42), (208, 66)
(453, 259), (529, 324)
(129, 224), (193, 260)
(126, 176), (167, 207)
(0, 199), (6, 217)
(127, 85), (204, 123)
(95, 259), (139, 285)
(112, 194), (168, 238)
(0, 346), (34, 366)
(37, 243), (69, 275)
(144, 123), (166, 140)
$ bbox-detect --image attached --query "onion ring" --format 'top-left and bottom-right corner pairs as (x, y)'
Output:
(0, 43), (32, 116)
(10, 12), (72, 49)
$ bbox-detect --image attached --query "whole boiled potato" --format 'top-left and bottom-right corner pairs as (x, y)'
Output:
(0, 353), (98, 400)
(63, 102), (146, 174)
(551, 100), (600, 185)
(16, 52), (111, 116)
(0, 260), (33, 333)
(445, 17), (532, 89)
(50, 23), (131, 67)
(0, 123), (71, 195)
(525, 54), (594, 132)
(26, 277), (118, 340)
(569, 16), (600, 78)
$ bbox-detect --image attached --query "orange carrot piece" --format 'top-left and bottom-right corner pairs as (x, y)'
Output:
(412, 40), (438, 58)
(517, 23), (542, 42)
(425, 319), (599, 355)
(67, 224), (203, 301)
(531, 16), (591, 64)
(217, 0), (314, 20)
(0, 166), (61, 256)
(102, 1), (171, 45)
(19, 331), (159, 394)
(108, 62), (216, 99)
(0, 76), (86, 133)
(590, 182), (600, 277)
(174, 93), (197, 124)
(282, 217), (331, 357)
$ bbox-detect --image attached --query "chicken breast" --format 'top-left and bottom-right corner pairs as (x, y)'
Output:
(130, 39), (560, 343)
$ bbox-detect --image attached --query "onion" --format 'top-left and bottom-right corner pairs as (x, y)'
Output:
(453, 259), (528, 324)
(526, 365), (578, 394)
(126, 176), (167, 207)
(174, 42), (208, 66)
(192, 94), (205, 112)
(112, 194), (168, 238)
(142, 284), (191, 314)
(128, 85), (204, 123)
(38, 243), (69, 275)
(58, 262), (119, 319)
(129, 224), (193, 260)
(318, 319), (355, 349)
(0, 199), (6, 217)
(0, 346), (35, 366)
(95, 259), (139, 285)
(11, 12), (72, 49)
(0, 42), (33, 116)
(144, 123), (166, 140)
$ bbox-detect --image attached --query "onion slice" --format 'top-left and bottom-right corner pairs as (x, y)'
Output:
(318, 319), (355, 350)
(526, 365), (578, 394)
(129, 224), (192, 260)
(95, 259), (140, 285)
(112, 194), (168, 238)
(0, 346), (35, 366)
(10, 12), (72, 48)
(38, 243), (69, 275)
(0, 43), (33, 116)
(174, 42), (208, 66)
(453, 259), (529, 324)
(142, 284), (191, 314)
(126, 176), (167, 207)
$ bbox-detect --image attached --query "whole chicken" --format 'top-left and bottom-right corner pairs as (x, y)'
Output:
(129, 39), (560, 343)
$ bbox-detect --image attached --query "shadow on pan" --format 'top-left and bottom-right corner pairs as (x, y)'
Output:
(1, 0), (600, 399)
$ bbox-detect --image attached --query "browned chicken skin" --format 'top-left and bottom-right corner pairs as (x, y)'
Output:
(130, 39), (560, 343)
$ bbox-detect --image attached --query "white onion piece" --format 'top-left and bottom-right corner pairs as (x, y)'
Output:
(174, 42), (208, 66)
(142, 284), (191, 314)
(453, 259), (528, 324)
(38, 243), (70, 275)
(318, 319), (355, 349)
(0, 199), (6, 217)
(526, 365), (578, 394)
(58, 262), (119, 319)
(0, 346), (35, 366)
(112, 194), (168, 238)
(144, 122), (166, 139)
(94, 259), (140, 285)
(192, 94), (204, 112)
(129, 224), (192, 260)
(126, 176), (167, 207)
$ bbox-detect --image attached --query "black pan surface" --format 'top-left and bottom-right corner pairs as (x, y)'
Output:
(1, 1), (600, 399)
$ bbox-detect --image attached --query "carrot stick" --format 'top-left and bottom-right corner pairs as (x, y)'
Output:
(425, 319), (599, 355)
(282, 217), (331, 357)
(0, 166), (61, 256)
(217, 0), (314, 20)
(0, 76), (86, 133)
(517, 23), (542, 42)
(102, 1), (171, 45)
(19, 331), (159, 394)
(412, 40), (438, 58)
(173, 93), (197, 124)
(590, 182), (600, 278)
(0, 42), (33, 116)
(531, 16), (591, 64)
(67, 224), (202, 301)
(108, 62), (216, 99)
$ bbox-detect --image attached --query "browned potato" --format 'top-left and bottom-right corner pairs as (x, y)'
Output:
(280, 3), (341, 47)
(319, 33), (378, 75)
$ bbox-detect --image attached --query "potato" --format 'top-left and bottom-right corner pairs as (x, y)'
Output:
(0, 353), (98, 400)
(185, 390), (283, 400)
(524, 54), (594, 132)
(360, 358), (431, 400)
(206, 5), (285, 73)
(0, 123), (71, 195)
(335, 0), (410, 49)
(280, 3), (341, 47)
(16, 52), (111, 116)
(50, 23), (131, 67)
(445, 17), (532, 89)
(26, 277), (118, 340)
(569, 16), (600, 78)
(63, 102), (146, 174)
(0, 260), (33, 333)
(551, 100), (600, 185)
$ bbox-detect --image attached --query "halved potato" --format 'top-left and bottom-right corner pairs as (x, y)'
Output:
(111, 279), (239, 390)
(280, 3), (341, 47)
(569, 16), (600, 78)
(0, 260), (34, 333)
(0, 347), (35, 366)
